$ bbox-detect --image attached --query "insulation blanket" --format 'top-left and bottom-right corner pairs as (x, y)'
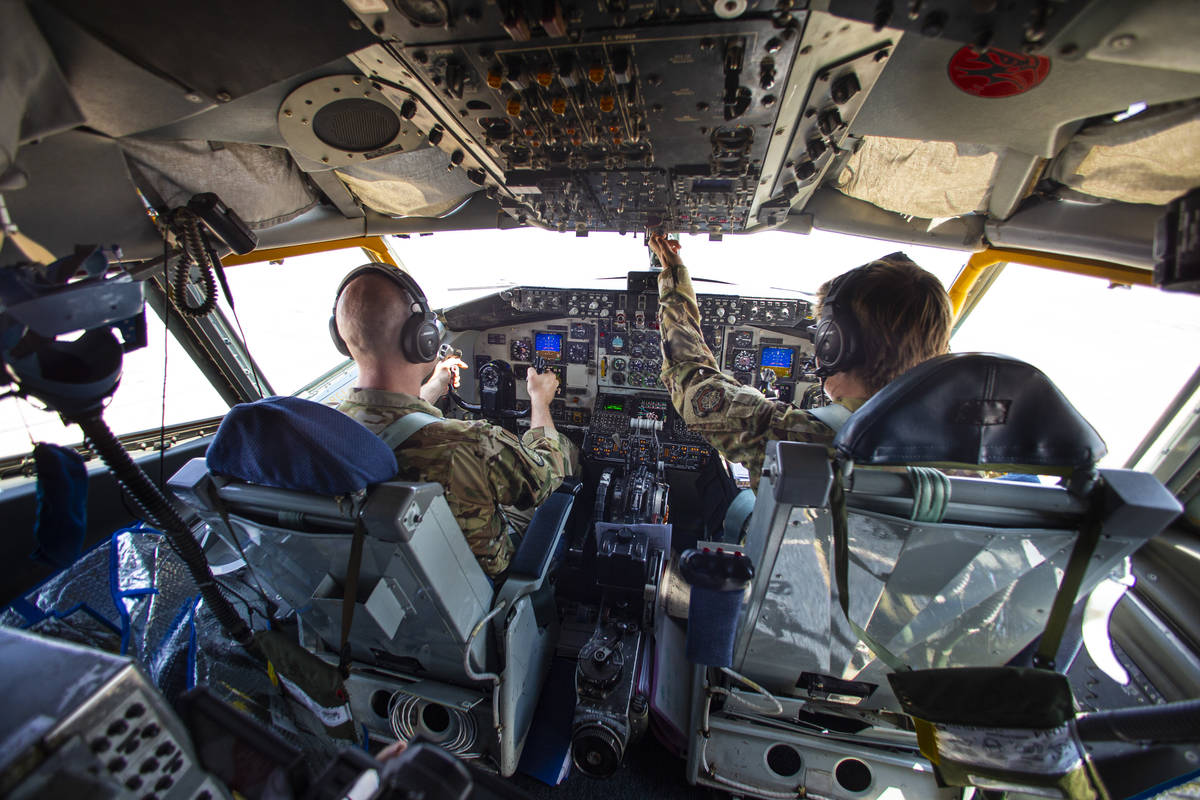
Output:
(120, 138), (318, 229)
(336, 146), (480, 218)
(835, 136), (999, 220)
(1047, 103), (1200, 206)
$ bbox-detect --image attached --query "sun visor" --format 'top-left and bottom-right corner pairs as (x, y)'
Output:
(835, 136), (999, 220)
(1047, 103), (1200, 206)
(335, 147), (481, 218)
(120, 138), (317, 228)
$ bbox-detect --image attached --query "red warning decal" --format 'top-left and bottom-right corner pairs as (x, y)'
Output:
(947, 46), (1050, 98)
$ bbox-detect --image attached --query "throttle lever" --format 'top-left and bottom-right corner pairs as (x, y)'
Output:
(531, 355), (548, 374)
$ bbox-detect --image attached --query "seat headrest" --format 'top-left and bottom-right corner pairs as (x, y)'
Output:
(833, 353), (1106, 473)
(207, 396), (398, 494)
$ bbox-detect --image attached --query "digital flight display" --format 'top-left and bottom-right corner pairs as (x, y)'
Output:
(534, 332), (563, 359)
(760, 346), (794, 378)
(603, 396), (627, 412)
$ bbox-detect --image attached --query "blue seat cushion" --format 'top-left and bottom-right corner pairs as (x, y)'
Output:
(207, 396), (398, 494)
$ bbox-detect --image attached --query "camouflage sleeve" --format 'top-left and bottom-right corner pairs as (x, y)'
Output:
(479, 424), (578, 510)
(657, 260), (833, 487)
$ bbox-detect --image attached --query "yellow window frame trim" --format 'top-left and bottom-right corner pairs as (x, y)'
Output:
(949, 247), (1155, 324)
(219, 235), (399, 269)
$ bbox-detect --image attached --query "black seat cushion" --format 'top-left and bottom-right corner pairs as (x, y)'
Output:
(834, 353), (1106, 471)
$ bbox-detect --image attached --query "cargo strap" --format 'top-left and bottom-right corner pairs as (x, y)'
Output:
(1033, 492), (1104, 670)
(338, 520), (365, 677)
(831, 466), (910, 673)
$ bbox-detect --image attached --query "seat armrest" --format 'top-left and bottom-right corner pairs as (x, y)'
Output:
(495, 480), (579, 611)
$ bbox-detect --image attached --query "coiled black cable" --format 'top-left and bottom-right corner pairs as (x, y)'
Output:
(73, 409), (253, 646)
(166, 208), (219, 318)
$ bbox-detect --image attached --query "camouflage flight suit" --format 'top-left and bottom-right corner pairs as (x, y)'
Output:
(656, 260), (864, 488)
(338, 389), (578, 576)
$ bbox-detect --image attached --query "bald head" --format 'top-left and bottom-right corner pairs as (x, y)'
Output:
(335, 273), (414, 363)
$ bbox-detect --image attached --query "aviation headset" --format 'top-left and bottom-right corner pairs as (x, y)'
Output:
(811, 264), (873, 377)
(329, 263), (441, 363)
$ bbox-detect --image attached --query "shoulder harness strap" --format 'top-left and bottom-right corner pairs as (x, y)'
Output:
(808, 403), (852, 433)
(378, 410), (443, 449)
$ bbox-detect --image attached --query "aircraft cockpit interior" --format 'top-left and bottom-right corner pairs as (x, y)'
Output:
(1, 0), (1200, 799)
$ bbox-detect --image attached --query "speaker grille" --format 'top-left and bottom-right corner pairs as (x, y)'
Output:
(312, 98), (401, 152)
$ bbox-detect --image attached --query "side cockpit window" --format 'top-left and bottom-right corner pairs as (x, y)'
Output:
(951, 261), (1200, 467)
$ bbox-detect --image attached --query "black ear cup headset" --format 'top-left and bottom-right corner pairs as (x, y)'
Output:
(810, 264), (873, 378)
(329, 263), (441, 363)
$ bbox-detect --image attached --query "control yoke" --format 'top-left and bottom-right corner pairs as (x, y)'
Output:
(445, 342), (547, 420)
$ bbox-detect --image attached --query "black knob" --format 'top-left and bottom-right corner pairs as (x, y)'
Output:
(831, 72), (861, 105)
(794, 160), (817, 181)
(817, 107), (843, 136)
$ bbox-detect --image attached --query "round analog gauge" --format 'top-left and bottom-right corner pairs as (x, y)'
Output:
(628, 373), (644, 387)
(479, 363), (501, 389)
(630, 344), (643, 358)
(510, 338), (532, 361)
(630, 331), (645, 345)
(611, 357), (627, 371)
(732, 330), (754, 348)
(644, 331), (660, 346)
(609, 334), (625, 351)
(733, 349), (756, 371)
(611, 371), (626, 385)
(629, 358), (644, 373)
(566, 341), (591, 363)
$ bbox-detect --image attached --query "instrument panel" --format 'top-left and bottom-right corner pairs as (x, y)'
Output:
(462, 284), (819, 469)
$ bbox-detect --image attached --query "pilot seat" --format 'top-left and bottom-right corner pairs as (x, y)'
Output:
(683, 353), (1181, 798)
(167, 396), (576, 776)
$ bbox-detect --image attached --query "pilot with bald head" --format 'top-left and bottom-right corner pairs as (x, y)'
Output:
(332, 264), (577, 576)
(647, 234), (952, 487)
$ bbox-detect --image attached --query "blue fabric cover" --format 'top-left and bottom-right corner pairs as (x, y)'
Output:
(686, 586), (743, 667)
(32, 442), (88, 569)
(207, 396), (398, 494)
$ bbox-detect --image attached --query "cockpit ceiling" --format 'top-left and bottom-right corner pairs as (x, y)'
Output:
(2, 0), (1200, 267)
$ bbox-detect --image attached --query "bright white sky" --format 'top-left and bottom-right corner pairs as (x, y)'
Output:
(2, 227), (1199, 472)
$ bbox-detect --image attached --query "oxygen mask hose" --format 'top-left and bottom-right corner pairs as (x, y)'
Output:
(72, 409), (253, 647)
